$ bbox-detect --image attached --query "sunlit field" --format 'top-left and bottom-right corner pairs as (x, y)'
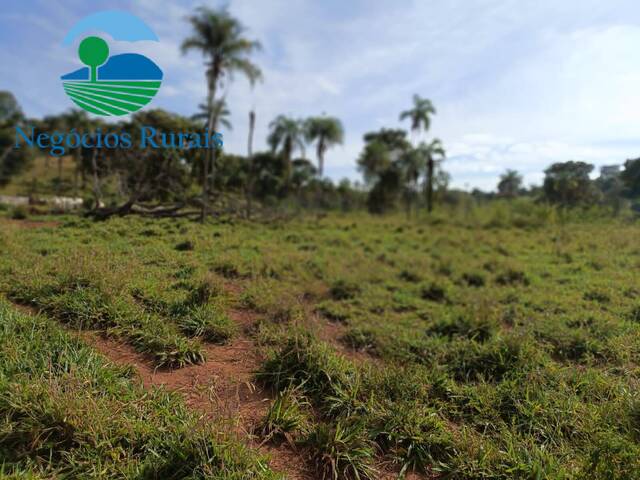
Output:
(1, 206), (639, 479)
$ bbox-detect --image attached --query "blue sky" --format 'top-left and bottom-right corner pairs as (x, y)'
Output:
(2, 0), (640, 190)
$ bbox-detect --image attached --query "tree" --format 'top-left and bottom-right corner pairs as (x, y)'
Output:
(543, 161), (599, 206)
(304, 116), (344, 177)
(399, 94), (436, 142)
(621, 159), (640, 198)
(416, 139), (445, 212)
(182, 6), (262, 219)
(0, 91), (32, 187)
(497, 169), (523, 198)
(192, 98), (232, 131)
(267, 115), (305, 185)
(400, 95), (444, 213)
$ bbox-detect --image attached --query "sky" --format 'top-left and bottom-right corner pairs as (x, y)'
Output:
(2, 0), (640, 190)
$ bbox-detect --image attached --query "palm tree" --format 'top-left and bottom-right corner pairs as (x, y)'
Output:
(192, 98), (232, 131)
(267, 115), (305, 184)
(399, 94), (436, 143)
(181, 6), (262, 219)
(497, 169), (523, 198)
(416, 139), (445, 213)
(304, 116), (344, 178)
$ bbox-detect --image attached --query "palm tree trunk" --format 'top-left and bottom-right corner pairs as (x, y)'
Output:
(426, 158), (434, 213)
(246, 110), (255, 218)
(201, 68), (218, 222)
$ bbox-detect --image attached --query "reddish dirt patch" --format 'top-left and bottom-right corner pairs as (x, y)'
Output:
(1, 218), (60, 229)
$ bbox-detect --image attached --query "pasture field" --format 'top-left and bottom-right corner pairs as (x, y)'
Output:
(0, 207), (639, 479)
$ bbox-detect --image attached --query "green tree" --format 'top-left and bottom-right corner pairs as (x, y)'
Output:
(0, 91), (33, 187)
(267, 115), (305, 185)
(192, 98), (232, 131)
(416, 139), (446, 213)
(543, 161), (599, 206)
(399, 94), (436, 142)
(182, 6), (262, 218)
(304, 116), (344, 177)
(497, 169), (523, 198)
(621, 159), (640, 198)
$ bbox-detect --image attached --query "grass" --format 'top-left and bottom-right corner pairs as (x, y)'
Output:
(1, 206), (640, 478)
(0, 300), (281, 479)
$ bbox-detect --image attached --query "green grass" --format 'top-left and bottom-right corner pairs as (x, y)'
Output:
(0, 300), (281, 479)
(1, 207), (640, 478)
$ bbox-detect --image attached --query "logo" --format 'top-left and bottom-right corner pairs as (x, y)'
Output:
(60, 11), (163, 117)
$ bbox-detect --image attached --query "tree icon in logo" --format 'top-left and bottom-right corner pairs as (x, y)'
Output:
(78, 36), (109, 83)
(60, 11), (163, 116)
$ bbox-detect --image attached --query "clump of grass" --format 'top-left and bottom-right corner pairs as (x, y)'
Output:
(427, 314), (495, 342)
(447, 336), (535, 382)
(125, 327), (206, 368)
(316, 302), (350, 323)
(9, 206), (28, 220)
(372, 403), (454, 475)
(177, 305), (236, 344)
(584, 290), (611, 304)
(341, 327), (377, 353)
(304, 421), (376, 480)
(461, 272), (486, 287)
(399, 269), (422, 283)
(260, 386), (310, 445)
(420, 282), (448, 302)
(629, 305), (640, 323)
(213, 261), (242, 278)
(256, 335), (354, 404)
(330, 280), (361, 300)
(175, 240), (194, 251)
(495, 268), (529, 286)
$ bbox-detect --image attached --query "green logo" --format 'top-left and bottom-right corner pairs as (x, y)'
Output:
(60, 11), (163, 116)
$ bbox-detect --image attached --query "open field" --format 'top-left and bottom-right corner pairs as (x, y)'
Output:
(1, 208), (639, 479)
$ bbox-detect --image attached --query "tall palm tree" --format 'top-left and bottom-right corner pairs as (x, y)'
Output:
(416, 139), (445, 213)
(304, 116), (344, 178)
(399, 94), (436, 142)
(181, 6), (262, 219)
(267, 115), (305, 184)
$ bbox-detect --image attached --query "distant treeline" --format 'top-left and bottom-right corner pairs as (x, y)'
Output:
(1, 5), (639, 219)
